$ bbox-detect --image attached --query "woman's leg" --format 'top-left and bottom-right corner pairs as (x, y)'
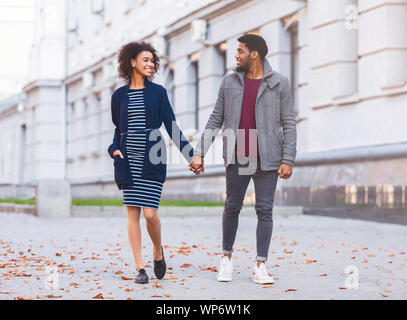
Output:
(126, 206), (144, 269)
(143, 207), (162, 260)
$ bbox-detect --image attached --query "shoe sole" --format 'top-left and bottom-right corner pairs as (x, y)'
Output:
(254, 279), (274, 284)
(135, 280), (149, 284)
(217, 276), (232, 282)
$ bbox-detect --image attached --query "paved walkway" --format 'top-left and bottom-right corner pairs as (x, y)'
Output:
(0, 211), (406, 300)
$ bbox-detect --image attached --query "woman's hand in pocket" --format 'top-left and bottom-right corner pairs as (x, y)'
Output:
(113, 150), (124, 159)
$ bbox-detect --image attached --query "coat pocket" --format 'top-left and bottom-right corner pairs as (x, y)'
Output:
(113, 154), (132, 189)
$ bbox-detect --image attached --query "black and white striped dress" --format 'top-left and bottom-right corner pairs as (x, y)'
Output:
(123, 88), (163, 209)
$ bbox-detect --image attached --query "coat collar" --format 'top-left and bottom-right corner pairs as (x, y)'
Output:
(125, 77), (152, 91)
(232, 58), (280, 89)
(232, 58), (281, 105)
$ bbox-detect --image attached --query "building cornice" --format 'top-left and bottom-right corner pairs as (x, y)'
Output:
(23, 79), (63, 93)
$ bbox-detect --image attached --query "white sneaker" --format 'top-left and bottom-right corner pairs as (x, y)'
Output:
(217, 256), (233, 282)
(254, 262), (275, 284)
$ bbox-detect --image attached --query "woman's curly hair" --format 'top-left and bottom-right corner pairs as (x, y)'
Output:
(117, 41), (160, 81)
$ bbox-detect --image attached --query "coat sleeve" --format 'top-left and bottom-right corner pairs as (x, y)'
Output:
(194, 77), (225, 157)
(107, 92), (120, 159)
(161, 88), (194, 163)
(280, 76), (297, 166)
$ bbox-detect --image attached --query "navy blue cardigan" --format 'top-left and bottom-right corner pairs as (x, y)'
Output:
(107, 78), (194, 189)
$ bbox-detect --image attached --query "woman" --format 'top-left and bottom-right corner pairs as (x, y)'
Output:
(107, 41), (195, 284)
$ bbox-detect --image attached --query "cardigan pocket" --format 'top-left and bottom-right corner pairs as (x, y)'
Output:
(113, 154), (132, 189)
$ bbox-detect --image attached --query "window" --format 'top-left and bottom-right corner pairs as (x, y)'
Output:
(95, 93), (102, 154)
(163, 64), (175, 106)
(190, 53), (199, 130)
(217, 41), (227, 75)
(286, 17), (299, 117)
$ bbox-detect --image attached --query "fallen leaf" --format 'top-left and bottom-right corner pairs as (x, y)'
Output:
(43, 294), (62, 298)
(92, 293), (104, 299)
(302, 258), (317, 264)
(121, 276), (133, 280)
(285, 289), (297, 292)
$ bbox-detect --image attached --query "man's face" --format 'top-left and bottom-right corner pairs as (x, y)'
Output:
(235, 42), (251, 72)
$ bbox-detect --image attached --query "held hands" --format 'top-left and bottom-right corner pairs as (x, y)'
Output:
(189, 155), (204, 175)
(113, 150), (124, 159)
(277, 163), (292, 179)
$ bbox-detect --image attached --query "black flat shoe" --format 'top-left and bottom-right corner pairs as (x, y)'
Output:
(135, 268), (149, 284)
(154, 246), (166, 280)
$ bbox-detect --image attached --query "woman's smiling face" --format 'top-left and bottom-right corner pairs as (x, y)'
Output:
(131, 50), (155, 78)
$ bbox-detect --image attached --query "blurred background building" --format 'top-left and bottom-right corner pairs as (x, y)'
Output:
(1, 0), (406, 221)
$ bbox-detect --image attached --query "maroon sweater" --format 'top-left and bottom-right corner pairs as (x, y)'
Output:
(235, 76), (261, 158)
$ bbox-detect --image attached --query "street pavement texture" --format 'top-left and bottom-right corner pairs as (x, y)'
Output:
(0, 211), (406, 300)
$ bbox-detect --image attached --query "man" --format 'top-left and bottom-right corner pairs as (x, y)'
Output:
(189, 34), (297, 284)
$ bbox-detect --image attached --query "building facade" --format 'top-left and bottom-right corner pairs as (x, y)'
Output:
(1, 0), (406, 221)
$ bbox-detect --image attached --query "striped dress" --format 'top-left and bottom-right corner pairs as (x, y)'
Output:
(123, 88), (163, 209)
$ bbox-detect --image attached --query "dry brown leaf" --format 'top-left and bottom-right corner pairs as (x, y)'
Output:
(285, 289), (297, 292)
(302, 258), (317, 264)
(43, 294), (62, 298)
(92, 293), (104, 299)
(121, 276), (133, 280)
(180, 264), (192, 268)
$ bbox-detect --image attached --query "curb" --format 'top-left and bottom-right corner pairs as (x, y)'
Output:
(0, 203), (304, 218)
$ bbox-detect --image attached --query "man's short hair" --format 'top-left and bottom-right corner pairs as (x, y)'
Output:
(237, 34), (268, 60)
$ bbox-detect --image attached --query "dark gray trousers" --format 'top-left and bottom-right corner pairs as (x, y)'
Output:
(222, 158), (279, 261)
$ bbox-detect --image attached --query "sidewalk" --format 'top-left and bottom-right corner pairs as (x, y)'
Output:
(0, 211), (405, 300)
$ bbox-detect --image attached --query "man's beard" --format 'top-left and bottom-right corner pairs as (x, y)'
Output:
(235, 59), (250, 72)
